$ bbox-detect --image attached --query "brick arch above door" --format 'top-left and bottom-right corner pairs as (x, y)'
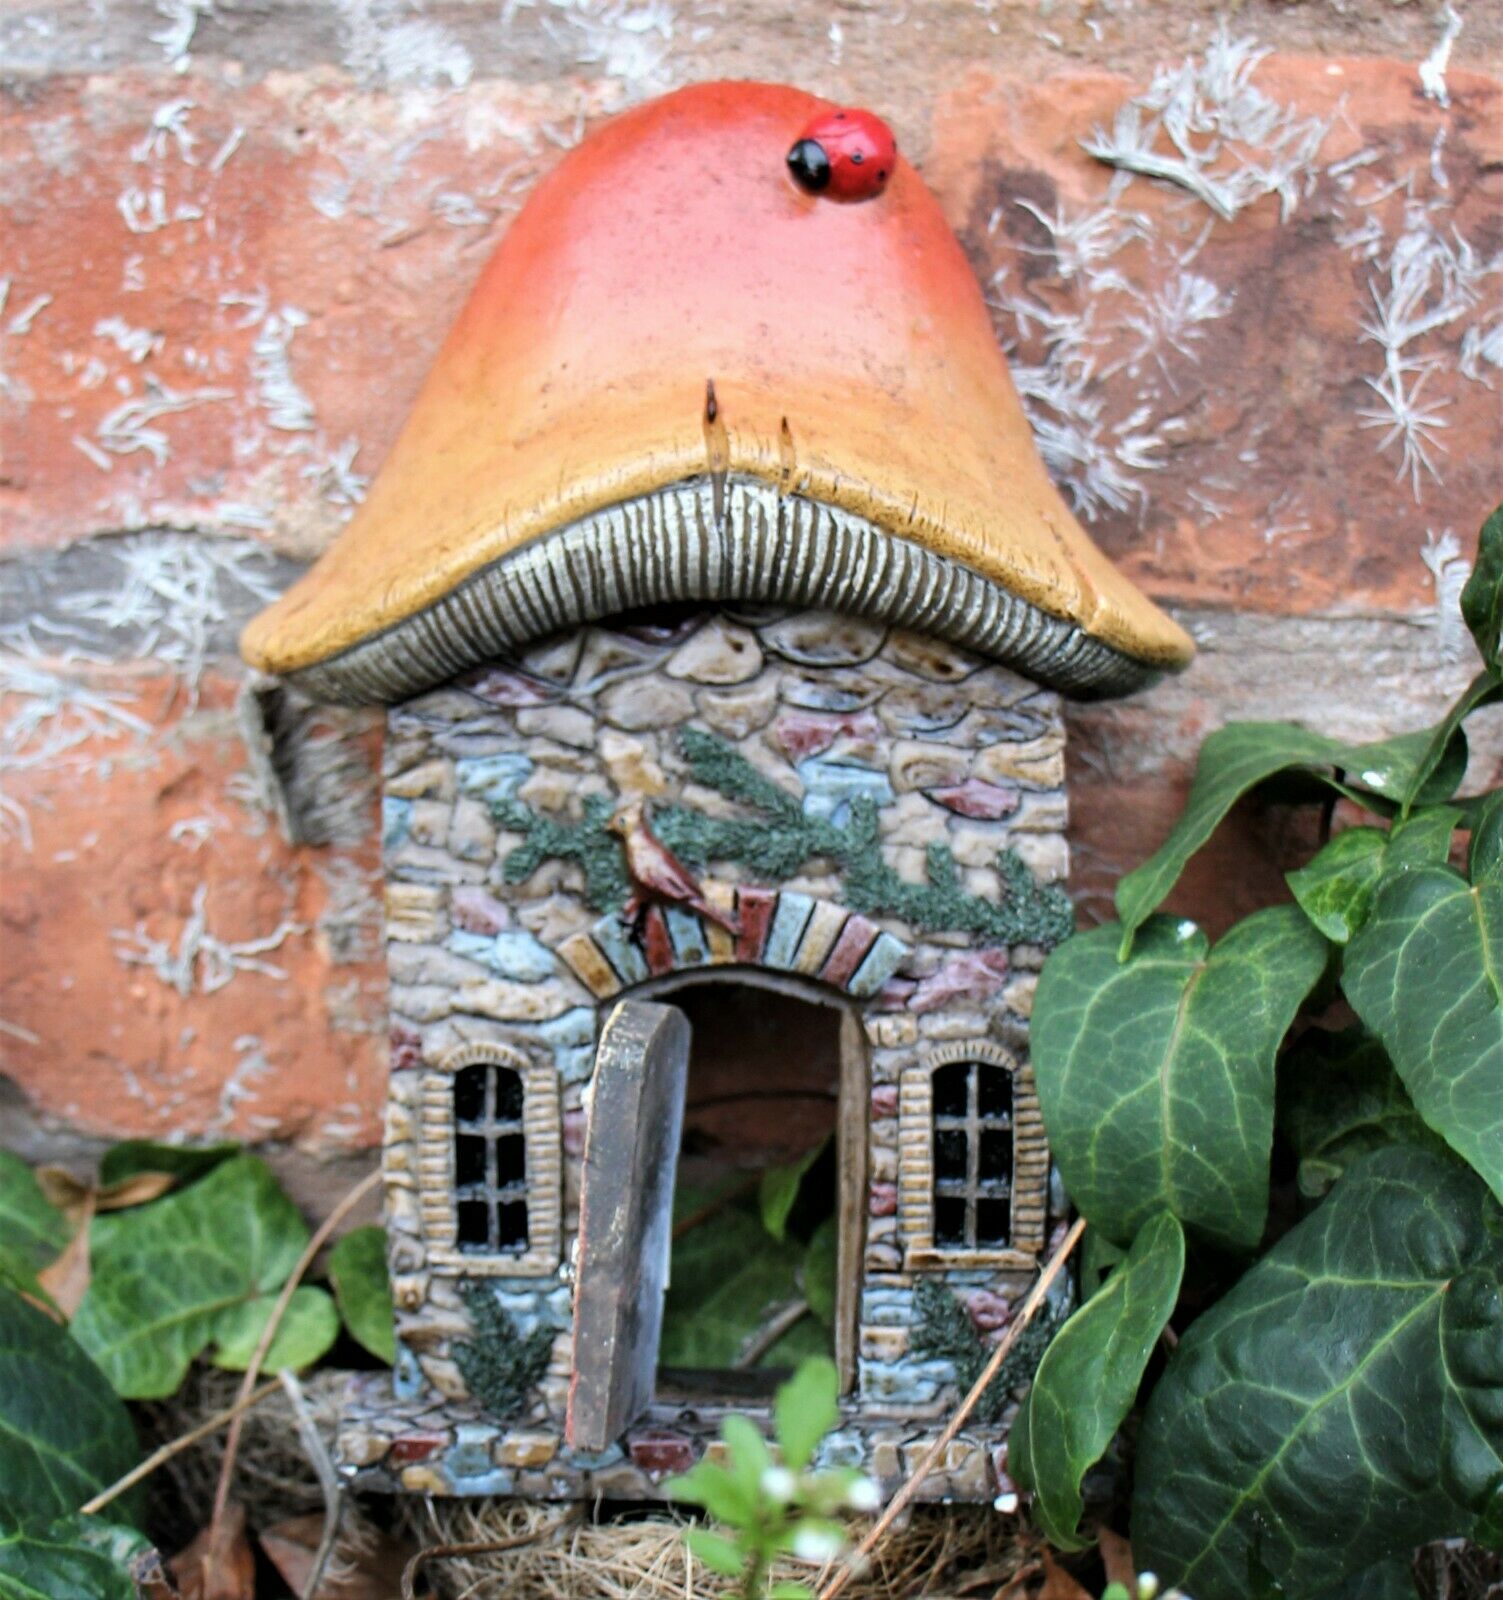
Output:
(557, 888), (911, 1003)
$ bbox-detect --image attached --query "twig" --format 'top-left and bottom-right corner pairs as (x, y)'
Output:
(735, 1299), (812, 1368)
(209, 1168), (382, 1541)
(401, 1510), (580, 1599)
(79, 1379), (282, 1515)
(816, 1215), (1087, 1600)
(279, 1370), (344, 1600)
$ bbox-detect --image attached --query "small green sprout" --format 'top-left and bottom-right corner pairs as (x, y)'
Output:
(667, 1357), (879, 1599)
(1103, 1573), (1181, 1599)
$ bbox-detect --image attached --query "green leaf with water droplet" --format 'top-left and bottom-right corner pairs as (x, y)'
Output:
(1115, 722), (1468, 952)
(1034, 907), (1328, 1251)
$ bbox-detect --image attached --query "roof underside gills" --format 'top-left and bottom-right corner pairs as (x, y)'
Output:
(286, 477), (1161, 705)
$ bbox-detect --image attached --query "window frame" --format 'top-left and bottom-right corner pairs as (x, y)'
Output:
(419, 1041), (562, 1276)
(897, 1041), (1048, 1271)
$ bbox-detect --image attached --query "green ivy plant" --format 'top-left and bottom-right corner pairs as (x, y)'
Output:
(1015, 505), (1503, 1600)
(667, 1357), (879, 1600)
(0, 1142), (396, 1595)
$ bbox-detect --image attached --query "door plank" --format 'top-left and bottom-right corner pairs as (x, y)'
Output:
(835, 1005), (869, 1391)
(566, 998), (691, 1451)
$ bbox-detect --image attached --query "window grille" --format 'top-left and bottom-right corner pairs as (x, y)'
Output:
(453, 1062), (529, 1254)
(931, 1058), (1013, 1248)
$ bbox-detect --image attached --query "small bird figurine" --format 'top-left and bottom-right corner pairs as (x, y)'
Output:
(608, 800), (740, 935)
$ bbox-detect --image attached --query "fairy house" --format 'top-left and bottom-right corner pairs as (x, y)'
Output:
(241, 82), (1191, 1502)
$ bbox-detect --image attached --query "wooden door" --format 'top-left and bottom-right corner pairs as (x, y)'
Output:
(566, 999), (691, 1451)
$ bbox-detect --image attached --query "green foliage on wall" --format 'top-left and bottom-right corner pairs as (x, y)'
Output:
(495, 793), (631, 911)
(911, 1279), (1065, 1425)
(495, 726), (1073, 948)
(452, 1284), (554, 1422)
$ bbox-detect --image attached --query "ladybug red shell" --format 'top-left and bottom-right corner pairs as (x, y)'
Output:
(786, 107), (897, 202)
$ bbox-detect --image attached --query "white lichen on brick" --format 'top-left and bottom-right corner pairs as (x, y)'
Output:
(1082, 29), (1331, 223)
(112, 883), (305, 997)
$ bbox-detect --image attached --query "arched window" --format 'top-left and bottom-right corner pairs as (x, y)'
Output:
(931, 1058), (1013, 1248)
(417, 1042), (561, 1276)
(897, 1042), (1047, 1269)
(453, 1061), (530, 1254)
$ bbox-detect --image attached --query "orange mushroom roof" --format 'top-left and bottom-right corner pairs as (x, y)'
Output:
(241, 81), (1192, 703)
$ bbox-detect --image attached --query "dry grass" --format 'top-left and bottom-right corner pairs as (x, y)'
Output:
(129, 1364), (345, 1552)
(131, 1371), (1500, 1599)
(1417, 1542), (1503, 1600)
(399, 1498), (1033, 1600)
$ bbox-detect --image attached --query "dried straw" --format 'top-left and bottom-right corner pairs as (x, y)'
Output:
(400, 1497), (1031, 1600)
(129, 1365), (345, 1552)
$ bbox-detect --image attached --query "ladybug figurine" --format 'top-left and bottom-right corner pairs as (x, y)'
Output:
(786, 107), (897, 202)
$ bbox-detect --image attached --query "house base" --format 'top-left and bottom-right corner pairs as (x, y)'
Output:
(336, 1372), (1008, 1503)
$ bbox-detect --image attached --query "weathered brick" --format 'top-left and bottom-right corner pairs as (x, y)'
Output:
(926, 61), (1503, 621)
(0, 667), (385, 1149)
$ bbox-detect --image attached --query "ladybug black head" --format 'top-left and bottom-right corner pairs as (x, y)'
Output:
(786, 137), (832, 194)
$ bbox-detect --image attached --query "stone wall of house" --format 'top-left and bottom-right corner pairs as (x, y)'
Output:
(352, 605), (1071, 1498)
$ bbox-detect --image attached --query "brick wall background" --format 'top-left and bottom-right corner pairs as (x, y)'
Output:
(3, 0), (1501, 1204)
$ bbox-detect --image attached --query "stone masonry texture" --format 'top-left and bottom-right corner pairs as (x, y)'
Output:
(2, 3), (1502, 1203)
(363, 610), (1064, 1497)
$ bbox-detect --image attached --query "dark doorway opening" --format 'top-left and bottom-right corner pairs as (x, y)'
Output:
(653, 976), (862, 1400)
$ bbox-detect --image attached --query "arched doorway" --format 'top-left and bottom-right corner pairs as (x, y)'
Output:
(645, 973), (866, 1402)
(567, 974), (868, 1449)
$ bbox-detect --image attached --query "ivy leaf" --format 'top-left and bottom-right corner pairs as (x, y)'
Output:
(1114, 723), (1467, 950)
(1400, 671), (1501, 816)
(760, 1139), (828, 1244)
(0, 1289), (139, 1524)
(1033, 907), (1328, 1251)
(0, 1154), (67, 1289)
(1470, 790), (1503, 884)
(1321, 1559), (1427, 1600)
(210, 1286), (339, 1373)
(1010, 1212), (1184, 1551)
(0, 1512), (150, 1600)
(71, 1155), (311, 1398)
(1278, 1026), (1443, 1199)
(1133, 1145), (1503, 1600)
(775, 1356), (839, 1471)
(1286, 808), (1459, 943)
(1343, 863), (1503, 1203)
(328, 1226), (396, 1364)
(97, 1142), (236, 1190)
(661, 1193), (809, 1368)
(1462, 502), (1503, 668)
(802, 1217), (838, 1327)
(1079, 1229), (1126, 1302)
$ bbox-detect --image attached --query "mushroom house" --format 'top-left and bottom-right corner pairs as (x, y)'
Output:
(241, 79), (1193, 1503)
